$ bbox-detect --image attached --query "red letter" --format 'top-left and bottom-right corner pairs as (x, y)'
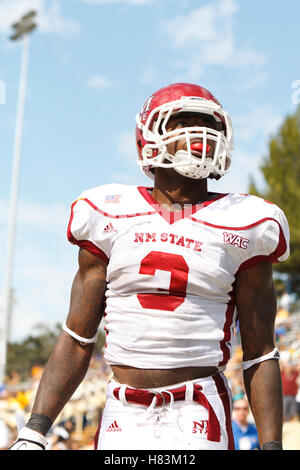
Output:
(134, 233), (144, 242)
(169, 234), (178, 244)
(145, 233), (157, 242)
(193, 241), (203, 252)
(185, 238), (194, 249)
(176, 236), (185, 247)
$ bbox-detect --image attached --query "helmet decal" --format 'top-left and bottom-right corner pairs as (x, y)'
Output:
(140, 96), (155, 123)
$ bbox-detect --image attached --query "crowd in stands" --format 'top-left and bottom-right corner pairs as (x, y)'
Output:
(0, 291), (300, 450)
(0, 355), (112, 450)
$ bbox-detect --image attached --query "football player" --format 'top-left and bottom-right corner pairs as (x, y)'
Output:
(10, 83), (289, 450)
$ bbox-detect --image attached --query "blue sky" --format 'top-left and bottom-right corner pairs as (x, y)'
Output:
(0, 0), (300, 341)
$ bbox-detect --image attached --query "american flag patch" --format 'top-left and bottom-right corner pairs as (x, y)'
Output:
(105, 194), (121, 203)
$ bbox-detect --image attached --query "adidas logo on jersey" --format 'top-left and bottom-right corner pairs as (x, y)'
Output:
(106, 420), (122, 432)
(103, 222), (117, 234)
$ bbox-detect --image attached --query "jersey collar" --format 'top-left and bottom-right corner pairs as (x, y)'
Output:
(137, 186), (228, 225)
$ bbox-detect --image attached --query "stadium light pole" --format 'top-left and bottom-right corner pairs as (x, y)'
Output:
(0, 11), (37, 386)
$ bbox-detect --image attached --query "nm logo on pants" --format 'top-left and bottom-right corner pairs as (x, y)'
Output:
(192, 420), (208, 434)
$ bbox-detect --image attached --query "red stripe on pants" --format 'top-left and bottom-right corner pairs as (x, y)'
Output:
(213, 373), (235, 450)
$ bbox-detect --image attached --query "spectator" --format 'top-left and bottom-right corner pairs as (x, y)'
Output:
(232, 397), (260, 450)
(275, 306), (292, 341)
(0, 353), (111, 449)
(47, 426), (70, 450)
(290, 335), (300, 365)
(278, 345), (291, 364)
(296, 365), (300, 421)
(0, 418), (11, 450)
(61, 417), (76, 435)
(231, 372), (244, 402)
(281, 362), (299, 422)
(279, 291), (292, 311)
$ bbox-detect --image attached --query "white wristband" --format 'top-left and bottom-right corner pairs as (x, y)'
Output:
(242, 347), (280, 371)
(62, 321), (99, 344)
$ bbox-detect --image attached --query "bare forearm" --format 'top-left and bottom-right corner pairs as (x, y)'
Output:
(243, 359), (283, 446)
(31, 332), (94, 424)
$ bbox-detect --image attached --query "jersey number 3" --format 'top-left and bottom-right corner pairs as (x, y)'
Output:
(137, 251), (189, 311)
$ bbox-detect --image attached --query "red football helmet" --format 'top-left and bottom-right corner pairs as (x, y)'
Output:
(135, 83), (234, 180)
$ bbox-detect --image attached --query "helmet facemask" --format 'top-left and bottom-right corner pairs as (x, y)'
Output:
(136, 96), (233, 180)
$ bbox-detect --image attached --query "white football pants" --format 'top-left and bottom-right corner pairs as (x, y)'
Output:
(94, 372), (235, 450)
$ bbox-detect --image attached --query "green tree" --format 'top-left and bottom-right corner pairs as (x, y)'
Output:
(6, 323), (106, 380)
(249, 106), (300, 277)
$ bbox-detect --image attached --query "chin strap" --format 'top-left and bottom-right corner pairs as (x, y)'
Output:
(242, 348), (280, 371)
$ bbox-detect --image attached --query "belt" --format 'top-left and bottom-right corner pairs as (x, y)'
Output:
(113, 383), (221, 443)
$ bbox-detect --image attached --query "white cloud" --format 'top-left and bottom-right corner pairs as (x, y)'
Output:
(162, 0), (265, 80)
(232, 45), (265, 68)
(237, 71), (269, 92)
(111, 129), (150, 185)
(164, 5), (217, 48)
(0, 0), (80, 37)
(208, 147), (265, 196)
(86, 75), (117, 90)
(210, 105), (285, 195)
(117, 130), (136, 159)
(0, 197), (69, 234)
(163, 0), (238, 48)
(233, 105), (283, 144)
(218, 0), (238, 16)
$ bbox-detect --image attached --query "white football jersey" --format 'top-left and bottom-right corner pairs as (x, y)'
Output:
(67, 184), (290, 370)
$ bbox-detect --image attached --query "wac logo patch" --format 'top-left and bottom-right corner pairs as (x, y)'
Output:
(223, 232), (250, 250)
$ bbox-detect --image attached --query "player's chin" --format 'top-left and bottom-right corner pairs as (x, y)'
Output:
(157, 166), (205, 183)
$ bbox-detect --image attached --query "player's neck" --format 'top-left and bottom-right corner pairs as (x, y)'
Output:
(152, 168), (209, 209)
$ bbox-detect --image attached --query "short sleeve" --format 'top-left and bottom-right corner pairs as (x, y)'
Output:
(67, 196), (113, 264)
(237, 206), (290, 273)
(257, 206), (290, 263)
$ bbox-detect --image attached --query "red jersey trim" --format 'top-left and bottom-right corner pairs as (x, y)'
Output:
(68, 189), (228, 225)
(191, 216), (278, 231)
(138, 186), (228, 225)
(67, 201), (109, 264)
(74, 196), (156, 219)
(218, 296), (236, 368)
